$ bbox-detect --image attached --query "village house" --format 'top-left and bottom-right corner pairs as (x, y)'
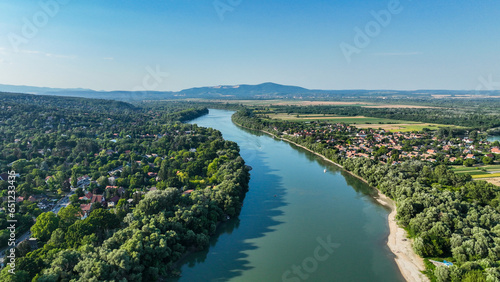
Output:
(76, 175), (91, 187)
(91, 195), (106, 205)
(465, 154), (476, 159)
(79, 204), (92, 219)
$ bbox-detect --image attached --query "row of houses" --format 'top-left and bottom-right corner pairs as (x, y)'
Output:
(281, 123), (500, 165)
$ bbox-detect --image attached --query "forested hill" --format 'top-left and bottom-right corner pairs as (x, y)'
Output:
(2, 83), (500, 102)
(0, 96), (249, 280)
(0, 92), (137, 112)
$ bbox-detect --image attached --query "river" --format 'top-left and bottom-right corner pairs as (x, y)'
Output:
(489, 136), (500, 142)
(177, 109), (404, 281)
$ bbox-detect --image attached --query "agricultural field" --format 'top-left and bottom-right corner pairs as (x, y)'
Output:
(451, 165), (500, 173)
(184, 99), (440, 108)
(352, 123), (453, 132)
(451, 165), (500, 185)
(481, 178), (500, 187)
(264, 113), (419, 123)
(185, 99), (375, 106)
(262, 113), (459, 132)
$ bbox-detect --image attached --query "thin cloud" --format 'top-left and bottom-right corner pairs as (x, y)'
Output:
(0, 58), (12, 65)
(103, 57), (114, 60)
(20, 49), (76, 59)
(373, 52), (423, 56)
(45, 53), (77, 59)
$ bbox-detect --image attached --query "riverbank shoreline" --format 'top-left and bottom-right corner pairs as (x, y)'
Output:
(233, 121), (428, 282)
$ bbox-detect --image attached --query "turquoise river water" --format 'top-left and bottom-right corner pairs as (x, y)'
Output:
(175, 109), (405, 281)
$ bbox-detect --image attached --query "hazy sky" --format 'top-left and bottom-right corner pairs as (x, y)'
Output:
(0, 0), (499, 91)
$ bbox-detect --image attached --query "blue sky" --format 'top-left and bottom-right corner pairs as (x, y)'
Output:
(0, 0), (499, 91)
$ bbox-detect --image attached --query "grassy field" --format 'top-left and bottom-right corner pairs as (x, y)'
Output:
(263, 113), (458, 132)
(456, 171), (492, 176)
(183, 99), (440, 108)
(451, 165), (500, 172)
(183, 99), (374, 106)
(472, 173), (500, 179)
(353, 123), (454, 132)
(451, 165), (500, 184)
(264, 113), (420, 123)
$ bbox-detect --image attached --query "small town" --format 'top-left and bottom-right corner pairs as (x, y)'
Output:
(275, 122), (500, 183)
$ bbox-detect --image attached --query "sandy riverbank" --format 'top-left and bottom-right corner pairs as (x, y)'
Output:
(235, 122), (428, 281)
(374, 192), (429, 282)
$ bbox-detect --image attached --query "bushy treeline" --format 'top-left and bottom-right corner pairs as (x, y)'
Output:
(233, 108), (500, 281)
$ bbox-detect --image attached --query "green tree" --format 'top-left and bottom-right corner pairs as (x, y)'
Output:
(482, 156), (493, 165)
(58, 205), (80, 230)
(463, 158), (476, 167)
(31, 212), (59, 242)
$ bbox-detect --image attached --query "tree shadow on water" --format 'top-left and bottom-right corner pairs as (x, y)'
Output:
(170, 149), (287, 281)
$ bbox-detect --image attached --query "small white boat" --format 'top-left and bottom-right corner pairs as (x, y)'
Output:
(324, 169), (327, 173)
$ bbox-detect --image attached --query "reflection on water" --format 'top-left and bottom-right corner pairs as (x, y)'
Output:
(174, 109), (404, 282)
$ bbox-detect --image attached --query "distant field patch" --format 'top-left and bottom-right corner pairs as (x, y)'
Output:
(352, 123), (451, 132)
(451, 165), (500, 172)
(451, 165), (500, 182)
(363, 105), (438, 109)
(472, 173), (500, 179)
(481, 177), (500, 187)
(264, 113), (417, 124)
(182, 99), (440, 108)
(263, 113), (459, 132)
(186, 99), (375, 106)
(455, 171), (489, 176)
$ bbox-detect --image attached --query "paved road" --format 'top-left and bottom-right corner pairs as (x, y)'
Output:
(0, 190), (74, 264)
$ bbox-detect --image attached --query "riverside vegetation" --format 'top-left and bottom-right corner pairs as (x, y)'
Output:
(233, 108), (500, 281)
(0, 94), (250, 281)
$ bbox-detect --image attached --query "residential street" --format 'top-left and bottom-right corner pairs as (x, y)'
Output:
(0, 190), (74, 265)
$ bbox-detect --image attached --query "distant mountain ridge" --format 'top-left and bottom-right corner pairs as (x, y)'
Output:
(1, 83), (499, 101)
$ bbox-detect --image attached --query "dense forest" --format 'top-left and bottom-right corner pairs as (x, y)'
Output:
(233, 108), (500, 281)
(0, 94), (250, 281)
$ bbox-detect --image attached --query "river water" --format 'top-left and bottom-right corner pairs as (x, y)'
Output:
(489, 136), (500, 142)
(178, 109), (404, 281)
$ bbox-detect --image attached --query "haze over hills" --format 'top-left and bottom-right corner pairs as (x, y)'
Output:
(0, 82), (499, 102)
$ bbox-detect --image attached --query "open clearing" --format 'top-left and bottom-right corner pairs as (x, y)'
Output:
(264, 113), (418, 124)
(472, 173), (500, 179)
(481, 178), (500, 187)
(451, 165), (500, 183)
(263, 113), (457, 132)
(352, 123), (451, 132)
(190, 99), (375, 106)
(363, 105), (439, 109)
(451, 165), (500, 173)
(182, 99), (439, 108)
